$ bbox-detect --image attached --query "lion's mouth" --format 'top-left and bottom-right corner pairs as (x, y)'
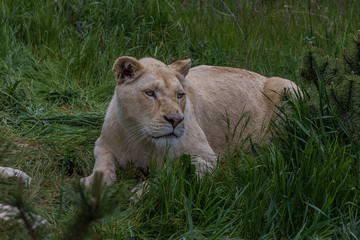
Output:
(151, 133), (178, 139)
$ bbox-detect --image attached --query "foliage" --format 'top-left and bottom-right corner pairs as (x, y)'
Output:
(300, 30), (360, 143)
(0, 170), (123, 240)
(0, 0), (360, 239)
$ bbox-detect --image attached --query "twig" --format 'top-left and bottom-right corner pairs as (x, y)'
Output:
(308, 0), (313, 37)
(218, 0), (249, 64)
(209, 5), (232, 16)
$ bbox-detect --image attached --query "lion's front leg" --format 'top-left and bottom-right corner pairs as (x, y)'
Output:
(81, 145), (117, 187)
(183, 115), (217, 177)
(191, 148), (217, 179)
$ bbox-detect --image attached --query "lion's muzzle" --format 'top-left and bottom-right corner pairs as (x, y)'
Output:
(163, 114), (184, 128)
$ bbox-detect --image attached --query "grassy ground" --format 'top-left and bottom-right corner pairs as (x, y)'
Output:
(0, 0), (360, 239)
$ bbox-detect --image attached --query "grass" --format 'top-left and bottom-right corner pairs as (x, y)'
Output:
(0, 0), (360, 239)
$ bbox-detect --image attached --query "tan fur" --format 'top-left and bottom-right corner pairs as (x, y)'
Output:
(81, 57), (299, 186)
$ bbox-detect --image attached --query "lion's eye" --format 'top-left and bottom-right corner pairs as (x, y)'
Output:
(145, 90), (155, 97)
(177, 93), (185, 99)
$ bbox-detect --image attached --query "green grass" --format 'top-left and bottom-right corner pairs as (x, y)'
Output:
(1, 0), (360, 239)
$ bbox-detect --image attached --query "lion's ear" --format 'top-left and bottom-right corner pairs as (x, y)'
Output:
(112, 57), (144, 84)
(169, 59), (191, 77)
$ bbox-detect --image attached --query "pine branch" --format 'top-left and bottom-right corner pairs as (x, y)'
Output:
(346, 71), (355, 112)
(65, 172), (103, 240)
(308, 43), (319, 89)
(356, 30), (360, 74)
(62, 172), (121, 240)
(330, 82), (346, 112)
(319, 55), (330, 76)
(343, 47), (351, 67)
(13, 177), (39, 240)
(301, 42), (319, 89)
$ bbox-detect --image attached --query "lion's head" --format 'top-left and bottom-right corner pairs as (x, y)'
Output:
(111, 57), (192, 147)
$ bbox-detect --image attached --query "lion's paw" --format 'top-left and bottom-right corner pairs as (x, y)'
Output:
(80, 171), (116, 187)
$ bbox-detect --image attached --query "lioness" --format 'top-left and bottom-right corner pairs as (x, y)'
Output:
(81, 57), (298, 186)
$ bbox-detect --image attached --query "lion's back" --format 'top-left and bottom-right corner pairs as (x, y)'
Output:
(186, 65), (271, 153)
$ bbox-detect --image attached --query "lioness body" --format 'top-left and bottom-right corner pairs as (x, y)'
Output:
(186, 65), (291, 154)
(82, 57), (298, 186)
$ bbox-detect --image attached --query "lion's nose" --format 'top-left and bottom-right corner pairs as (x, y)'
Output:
(163, 115), (184, 128)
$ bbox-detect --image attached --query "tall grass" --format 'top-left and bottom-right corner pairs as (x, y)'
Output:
(1, 0), (360, 239)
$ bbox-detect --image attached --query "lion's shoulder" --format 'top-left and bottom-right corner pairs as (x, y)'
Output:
(188, 65), (266, 83)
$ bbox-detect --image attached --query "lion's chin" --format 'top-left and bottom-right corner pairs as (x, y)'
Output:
(153, 137), (179, 149)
